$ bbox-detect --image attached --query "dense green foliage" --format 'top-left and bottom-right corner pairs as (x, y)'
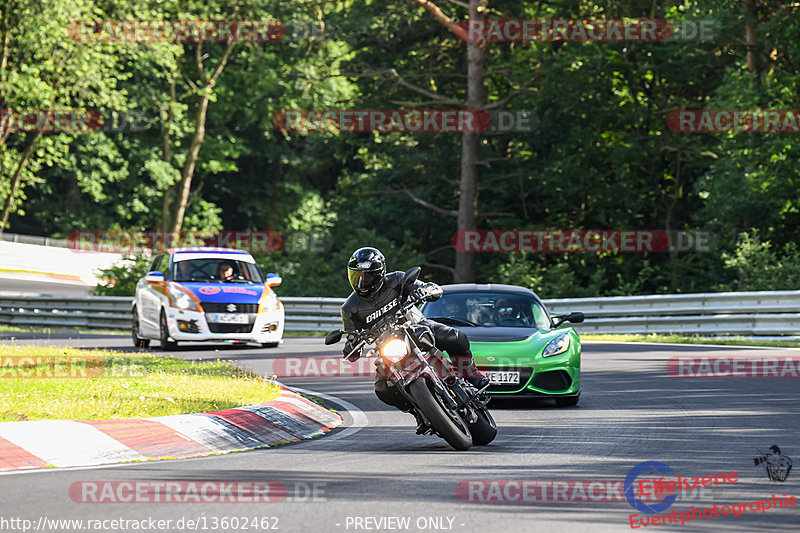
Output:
(3, 0), (798, 297)
(93, 255), (152, 296)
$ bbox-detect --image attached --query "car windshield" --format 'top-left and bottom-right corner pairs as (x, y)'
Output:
(172, 258), (264, 283)
(423, 292), (552, 329)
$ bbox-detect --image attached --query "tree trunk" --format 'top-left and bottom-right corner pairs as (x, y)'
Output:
(160, 74), (176, 231)
(453, 0), (485, 282)
(665, 159), (683, 293)
(169, 93), (210, 233)
(744, 0), (760, 85)
(169, 41), (235, 233)
(0, 130), (42, 232)
(0, 4), (14, 150)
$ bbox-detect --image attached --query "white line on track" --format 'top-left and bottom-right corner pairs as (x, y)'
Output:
(0, 387), (365, 477)
(290, 387), (368, 442)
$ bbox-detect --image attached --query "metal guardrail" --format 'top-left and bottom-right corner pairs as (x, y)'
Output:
(0, 291), (799, 338)
(0, 232), (69, 248)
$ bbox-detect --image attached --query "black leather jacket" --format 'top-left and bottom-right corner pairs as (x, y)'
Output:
(340, 271), (426, 333)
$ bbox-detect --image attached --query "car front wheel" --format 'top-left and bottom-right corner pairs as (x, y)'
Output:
(159, 311), (177, 351)
(131, 307), (150, 349)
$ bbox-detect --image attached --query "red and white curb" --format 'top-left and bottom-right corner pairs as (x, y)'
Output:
(0, 386), (341, 471)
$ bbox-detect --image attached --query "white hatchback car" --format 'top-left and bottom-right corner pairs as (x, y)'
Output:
(132, 248), (284, 350)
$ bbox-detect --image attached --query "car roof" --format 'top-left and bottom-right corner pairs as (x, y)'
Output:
(440, 283), (540, 299)
(171, 248), (255, 263)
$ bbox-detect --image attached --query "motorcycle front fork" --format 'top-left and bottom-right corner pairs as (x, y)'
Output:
(391, 347), (480, 424)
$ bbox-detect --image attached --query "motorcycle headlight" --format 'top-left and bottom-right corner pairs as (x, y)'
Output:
(168, 284), (201, 311)
(543, 333), (570, 357)
(381, 339), (408, 362)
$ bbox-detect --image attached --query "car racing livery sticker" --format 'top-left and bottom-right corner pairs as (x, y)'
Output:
(221, 286), (259, 296)
(198, 286), (221, 295)
(180, 282), (264, 303)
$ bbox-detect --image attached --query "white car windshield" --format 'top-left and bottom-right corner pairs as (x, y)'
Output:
(424, 292), (552, 329)
(172, 258), (264, 283)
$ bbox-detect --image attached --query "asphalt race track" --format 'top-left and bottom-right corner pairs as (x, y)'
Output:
(1, 333), (798, 533)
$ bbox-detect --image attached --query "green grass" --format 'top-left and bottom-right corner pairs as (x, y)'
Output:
(0, 324), (126, 335)
(0, 344), (280, 422)
(581, 333), (800, 348)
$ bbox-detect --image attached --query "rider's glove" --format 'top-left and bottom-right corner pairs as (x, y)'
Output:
(343, 339), (360, 362)
(412, 282), (442, 302)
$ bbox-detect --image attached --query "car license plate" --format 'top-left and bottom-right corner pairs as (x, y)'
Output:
(212, 313), (248, 324)
(486, 371), (520, 385)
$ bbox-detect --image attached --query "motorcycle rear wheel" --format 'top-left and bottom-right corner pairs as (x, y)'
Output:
(409, 379), (472, 451)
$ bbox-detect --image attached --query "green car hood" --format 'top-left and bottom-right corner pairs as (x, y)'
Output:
(459, 326), (576, 364)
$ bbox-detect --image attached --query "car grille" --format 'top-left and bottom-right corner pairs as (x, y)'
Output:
(467, 334), (532, 342)
(203, 303), (259, 313)
(531, 370), (572, 392)
(207, 323), (255, 334)
(478, 366), (533, 393)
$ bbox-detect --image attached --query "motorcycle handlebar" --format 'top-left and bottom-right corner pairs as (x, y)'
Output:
(342, 293), (425, 360)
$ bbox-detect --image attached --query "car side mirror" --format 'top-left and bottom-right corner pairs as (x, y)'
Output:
(325, 329), (343, 345)
(145, 271), (165, 283)
(266, 273), (282, 287)
(567, 312), (584, 324)
(552, 311), (585, 328)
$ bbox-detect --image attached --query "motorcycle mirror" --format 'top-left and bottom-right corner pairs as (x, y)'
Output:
(324, 329), (343, 345)
(404, 266), (421, 287)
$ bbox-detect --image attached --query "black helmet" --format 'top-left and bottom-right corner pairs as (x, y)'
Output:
(347, 247), (386, 297)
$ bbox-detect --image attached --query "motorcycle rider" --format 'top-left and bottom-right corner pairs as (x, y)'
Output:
(340, 247), (489, 433)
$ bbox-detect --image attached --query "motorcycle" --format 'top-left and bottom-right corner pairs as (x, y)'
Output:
(324, 267), (497, 451)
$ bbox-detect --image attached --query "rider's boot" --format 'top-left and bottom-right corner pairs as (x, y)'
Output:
(408, 408), (430, 434)
(467, 374), (490, 390)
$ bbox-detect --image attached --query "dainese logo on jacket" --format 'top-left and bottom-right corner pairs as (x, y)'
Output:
(365, 298), (399, 324)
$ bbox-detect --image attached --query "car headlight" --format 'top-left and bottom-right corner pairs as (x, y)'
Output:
(381, 339), (408, 362)
(258, 291), (278, 313)
(543, 333), (570, 357)
(168, 284), (201, 311)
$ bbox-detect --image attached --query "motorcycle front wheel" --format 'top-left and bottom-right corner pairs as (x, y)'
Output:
(409, 378), (473, 451)
(469, 408), (497, 445)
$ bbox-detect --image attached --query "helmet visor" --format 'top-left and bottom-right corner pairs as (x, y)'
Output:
(348, 268), (382, 295)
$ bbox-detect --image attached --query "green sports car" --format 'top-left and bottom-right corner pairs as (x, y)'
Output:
(421, 284), (584, 406)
